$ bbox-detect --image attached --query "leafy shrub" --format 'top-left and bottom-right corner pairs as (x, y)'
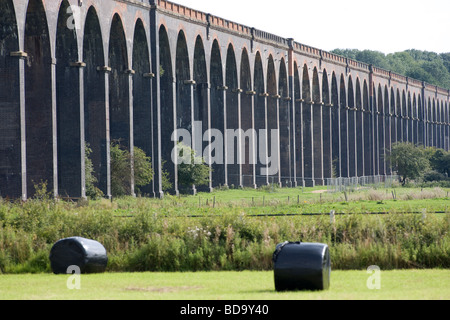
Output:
(110, 142), (154, 197)
(176, 143), (210, 191)
(85, 144), (104, 200)
(423, 170), (448, 182)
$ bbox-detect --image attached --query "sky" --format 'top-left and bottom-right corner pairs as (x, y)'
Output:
(170, 0), (450, 54)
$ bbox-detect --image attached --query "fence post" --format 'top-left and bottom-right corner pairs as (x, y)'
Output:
(422, 208), (427, 221)
(330, 210), (336, 225)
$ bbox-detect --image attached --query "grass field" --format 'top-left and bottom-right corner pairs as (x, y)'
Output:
(0, 270), (449, 300)
(1, 186), (449, 301)
(108, 185), (450, 216)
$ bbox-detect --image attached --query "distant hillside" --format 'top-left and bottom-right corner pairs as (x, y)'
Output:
(331, 49), (450, 90)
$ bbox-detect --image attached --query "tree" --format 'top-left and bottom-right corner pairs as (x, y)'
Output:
(388, 142), (430, 186)
(85, 143), (104, 199)
(331, 48), (450, 90)
(425, 147), (450, 177)
(175, 142), (210, 191)
(161, 160), (173, 192)
(110, 141), (154, 197)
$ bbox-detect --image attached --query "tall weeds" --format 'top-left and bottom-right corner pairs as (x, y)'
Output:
(0, 198), (448, 273)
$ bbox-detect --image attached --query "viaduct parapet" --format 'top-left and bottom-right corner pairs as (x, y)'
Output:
(1, 0), (449, 199)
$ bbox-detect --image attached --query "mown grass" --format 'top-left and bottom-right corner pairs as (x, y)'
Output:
(0, 186), (449, 274)
(0, 270), (448, 300)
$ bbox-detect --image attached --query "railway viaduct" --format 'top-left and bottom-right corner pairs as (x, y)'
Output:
(1, 0), (449, 200)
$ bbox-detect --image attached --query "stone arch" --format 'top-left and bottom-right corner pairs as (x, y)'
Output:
(226, 44), (239, 187)
(25, 0), (54, 197)
(390, 88), (397, 144)
(436, 100), (441, 148)
(132, 18), (152, 194)
(347, 76), (356, 177)
(254, 51), (265, 186)
(312, 67), (322, 183)
(158, 25), (175, 193)
(109, 13), (130, 148)
(322, 70), (332, 179)
(0, 0), (20, 198)
(355, 78), (363, 177)
(266, 55), (278, 184)
(445, 102), (449, 150)
(193, 35), (208, 184)
(384, 86), (391, 174)
(396, 89), (402, 142)
(240, 47), (254, 187)
(175, 30), (191, 140)
(339, 74), (348, 177)
(363, 80), (371, 176)
(412, 93), (418, 145)
(441, 100), (446, 149)
(402, 90), (407, 142)
(377, 85), (384, 175)
(302, 65), (313, 184)
(294, 62), (302, 185)
(407, 92), (413, 143)
(427, 98), (433, 146)
(331, 72), (340, 178)
(371, 84), (378, 175)
(278, 58), (289, 186)
(56, 0), (82, 198)
(109, 13), (132, 195)
(210, 39), (225, 187)
(84, 6), (108, 196)
(418, 94), (424, 145)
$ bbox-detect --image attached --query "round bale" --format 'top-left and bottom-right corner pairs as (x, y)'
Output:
(273, 241), (331, 291)
(49, 237), (108, 274)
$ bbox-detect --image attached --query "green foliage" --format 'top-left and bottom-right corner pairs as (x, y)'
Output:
(161, 160), (173, 192)
(32, 180), (52, 201)
(389, 142), (430, 185)
(110, 142), (131, 197)
(85, 144), (104, 200)
(132, 147), (154, 195)
(176, 142), (210, 190)
(389, 143), (449, 186)
(332, 48), (450, 89)
(0, 195), (449, 274)
(110, 141), (154, 197)
(426, 147), (450, 177)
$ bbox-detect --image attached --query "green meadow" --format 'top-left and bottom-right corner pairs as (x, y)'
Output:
(0, 185), (449, 300)
(0, 270), (448, 300)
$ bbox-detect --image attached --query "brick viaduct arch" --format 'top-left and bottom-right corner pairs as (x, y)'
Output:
(1, 0), (449, 199)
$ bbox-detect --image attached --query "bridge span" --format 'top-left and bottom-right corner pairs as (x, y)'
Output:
(0, 0), (449, 199)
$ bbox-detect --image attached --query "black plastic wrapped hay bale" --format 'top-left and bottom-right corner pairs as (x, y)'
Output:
(273, 242), (331, 291)
(49, 237), (108, 274)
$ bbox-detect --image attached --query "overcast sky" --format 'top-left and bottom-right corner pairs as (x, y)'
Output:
(171, 0), (450, 54)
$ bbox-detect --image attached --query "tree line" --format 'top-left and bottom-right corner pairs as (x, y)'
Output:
(85, 142), (211, 199)
(389, 143), (450, 186)
(332, 49), (450, 90)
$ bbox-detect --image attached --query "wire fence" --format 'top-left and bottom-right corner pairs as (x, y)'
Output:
(326, 175), (400, 193)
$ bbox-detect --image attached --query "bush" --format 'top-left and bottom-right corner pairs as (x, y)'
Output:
(85, 144), (104, 200)
(176, 143), (210, 191)
(423, 170), (448, 182)
(110, 142), (154, 197)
